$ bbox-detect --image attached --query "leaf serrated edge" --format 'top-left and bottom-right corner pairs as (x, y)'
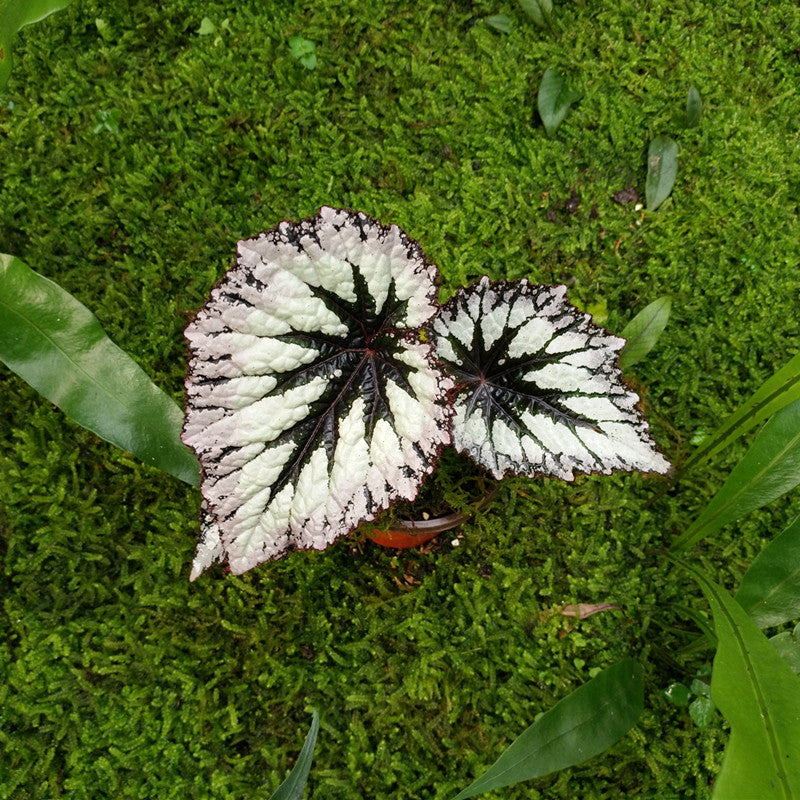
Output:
(182, 207), (454, 574)
(433, 276), (671, 481)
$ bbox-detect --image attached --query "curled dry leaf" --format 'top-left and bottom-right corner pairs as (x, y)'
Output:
(183, 207), (454, 578)
(560, 603), (622, 619)
(431, 277), (670, 481)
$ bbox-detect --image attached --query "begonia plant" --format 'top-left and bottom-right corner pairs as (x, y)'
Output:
(182, 207), (669, 579)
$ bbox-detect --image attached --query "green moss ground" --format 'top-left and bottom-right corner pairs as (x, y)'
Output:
(1, 0), (800, 797)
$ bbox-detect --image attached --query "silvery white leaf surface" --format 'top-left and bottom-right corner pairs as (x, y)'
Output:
(431, 277), (670, 481)
(183, 207), (453, 577)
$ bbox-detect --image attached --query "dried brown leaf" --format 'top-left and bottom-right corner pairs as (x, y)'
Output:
(560, 603), (621, 619)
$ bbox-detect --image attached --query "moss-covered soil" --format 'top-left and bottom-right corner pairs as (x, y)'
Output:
(2, 1), (800, 797)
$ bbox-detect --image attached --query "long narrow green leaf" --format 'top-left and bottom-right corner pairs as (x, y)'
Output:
(645, 135), (678, 211)
(268, 710), (319, 800)
(737, 516), (800, 628)
(452, 659), (643, 799)
(683, 350), (800, 472)
(688, 566), (800, 799)
(0, 0), (74, 90)
(618, 296), (671, 371)
(0, 254), (199, 486)
(671, 397), (800, 552)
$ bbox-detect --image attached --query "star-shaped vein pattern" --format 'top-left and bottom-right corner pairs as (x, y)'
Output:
(431, 277), (670, 481)
(183, 207), (454, 578)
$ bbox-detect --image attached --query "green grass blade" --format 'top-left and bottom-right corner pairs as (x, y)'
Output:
(645, 135), (678, 211)
(0, 0), (74, 90)
(268, 710), (319, 800)
(0, 254), (199, 486)
(688, 566), (800, 799)
(683, 350), (800, 472)
(736, 515), (800, 628)
(618, 296), (671, 371)
(452, 659), (643, 799)
(671, 398), (800, 552)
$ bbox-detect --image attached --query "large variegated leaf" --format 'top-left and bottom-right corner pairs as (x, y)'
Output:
(431, 278), (670, 481)
(183, 207), (454, 578)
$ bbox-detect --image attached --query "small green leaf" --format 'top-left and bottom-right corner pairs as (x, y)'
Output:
(288, 35), (315, 58)
(619, 296), (671, 370)
(771, 624), (800, 675)
(485, 14), (513, 34)
(683, 350), (800, 471)
(95, 18), (113, 41)
(93, 108), (122, 137)
(519, 0), (553, 27)
(0, 254), (199, 486)
(672, 397), (800, 551)
(537, 68), (581, 137)
(645, 135), (678, 211)
(688, 567), (800, 799)
(268, 710), (319, 800)
(197, 17), (216, 36)
(452, 659), (643, 799)
(688, 695), (716, 729)
(0, 0), (74, 90)
(664, 682), (691, 707)
(737, 515), (800, 628)
(686, 86), (702, 127)
(690, 678), (711, 698)
(288, 36), (317, 69)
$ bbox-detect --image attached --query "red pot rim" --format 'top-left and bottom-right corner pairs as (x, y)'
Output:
(367, 485), (500, 548)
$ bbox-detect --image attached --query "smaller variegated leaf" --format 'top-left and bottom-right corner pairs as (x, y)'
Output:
(183, 207), (454, 577)
(431, 277), (670, 481)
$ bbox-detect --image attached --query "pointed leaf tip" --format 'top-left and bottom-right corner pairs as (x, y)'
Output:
(619, 296), (671, 370)
(268, 710), (320, 800)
